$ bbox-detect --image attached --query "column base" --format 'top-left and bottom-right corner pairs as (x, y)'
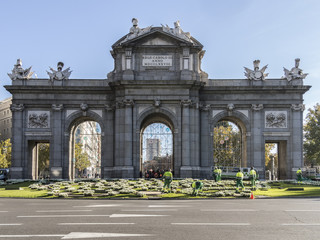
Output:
(180, 166), (201, 178)
(9, 167), (23, 179)
(103, 166), (134, 179)
(50, 167), (63, 179)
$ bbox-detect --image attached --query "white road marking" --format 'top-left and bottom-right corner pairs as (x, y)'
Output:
(37, 210), (92, 213)
(73, 204), (120, 208)
(110, 214), (168, 218)
(148, 205), (188, 208)
(17, 215), (109, 218)
(122, 209), (178, 212)
(285, 210), (320, 212)
(26, 203), (67, 206)
(0, 232), (152, 239)
(0, 234), (64, 238)
(62, 232), (153, 239)
(58, 223), (135, 225)
(282, 223), (320, 226)
(0, 211), (8, 213)
(0, 224), (22, 226)
(172, 223), (251, 226)
(201, 209), (258, 212)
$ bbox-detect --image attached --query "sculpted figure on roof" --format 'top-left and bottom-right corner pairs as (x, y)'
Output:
(8, 59), (34, 80)
(161, 20), (193, 43)
(283, 58), (308, 81)
(121, 18), (152, 43)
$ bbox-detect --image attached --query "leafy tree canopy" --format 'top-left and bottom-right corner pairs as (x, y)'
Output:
(0, 139), (11, 168)
(304, 103), (320, 166)
(75, 143), (90, 176)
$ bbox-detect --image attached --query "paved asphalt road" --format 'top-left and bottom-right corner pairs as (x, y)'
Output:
(0, 198), (320, 240)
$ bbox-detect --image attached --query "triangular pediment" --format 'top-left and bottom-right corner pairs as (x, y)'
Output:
(141, 37), (175, 46)
(112, 27), (202, 48)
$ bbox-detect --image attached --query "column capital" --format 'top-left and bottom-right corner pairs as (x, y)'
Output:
(10, 103), (24, 112)
(291, 104), (305, 111)
(200, 103), (210, 111)
(105, 104), (115, 111)
(52, 104), (63, 111)
(181, 99), (192, 108)
(251, 104), (264, 111)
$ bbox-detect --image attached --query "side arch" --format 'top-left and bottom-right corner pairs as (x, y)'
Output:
(63, 110), (105, 179)
(210, 110), (251, 168)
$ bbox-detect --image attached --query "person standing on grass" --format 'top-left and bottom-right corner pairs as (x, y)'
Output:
(296, 168), (303, 183)
(235, 169), (244, 192)
(213, 167), (219, 182)
(163, 169), (173, 192)
(217, 167), (222, 182)
(249, 167), (257, 188)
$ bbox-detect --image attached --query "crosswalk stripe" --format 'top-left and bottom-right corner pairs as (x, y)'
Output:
(110, 214), (168, 218)
(17, 215), (109, 218)
(58, 223), (135, 225)
(172, 223), (251, 226)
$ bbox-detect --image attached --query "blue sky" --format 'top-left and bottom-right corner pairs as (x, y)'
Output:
(0, 0), (319, 113)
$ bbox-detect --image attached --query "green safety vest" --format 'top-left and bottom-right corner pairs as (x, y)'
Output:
(296, 170), (302, 175)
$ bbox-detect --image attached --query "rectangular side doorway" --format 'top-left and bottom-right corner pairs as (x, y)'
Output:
(265, 141), (287, 180)
(28, 141), (50, 180)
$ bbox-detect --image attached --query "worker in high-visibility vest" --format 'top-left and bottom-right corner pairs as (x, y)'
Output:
(162, 169), (173, 191)
(249, 167), (257, 187)
(217, 167), (222, 182)
(296, 168), (302, 183)
(235, 169), (244, 192)
(213, 167), (219, 182)
(192, 180), (203, 196)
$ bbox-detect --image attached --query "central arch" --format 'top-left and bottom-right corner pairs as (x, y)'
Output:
(139, 112), (175, 178)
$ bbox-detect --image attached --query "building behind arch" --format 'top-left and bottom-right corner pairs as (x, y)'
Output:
(5, 20), (310, 180)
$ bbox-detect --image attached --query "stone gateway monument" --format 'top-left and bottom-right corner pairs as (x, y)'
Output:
(5, 20), (310, 180)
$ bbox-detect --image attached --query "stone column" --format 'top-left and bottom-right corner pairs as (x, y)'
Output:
(123, 99), (134, 177)
(291, 104), (305, 178)
(194, 104), (200, 167)
(251, 104), (264, 175)
(180, 99), (192, 177)
(10, 104), (24, 179)
(113, 101), (123, 177)
(51, 104), (64, 179)
(200, 104), (210, 178)
(103, 104), (115, 178)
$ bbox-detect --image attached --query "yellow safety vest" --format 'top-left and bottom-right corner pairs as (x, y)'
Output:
(236, 172), (243, 179)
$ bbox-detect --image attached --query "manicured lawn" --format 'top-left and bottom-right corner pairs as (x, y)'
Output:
(0, 188), (48, 198)
(254, 182), (320, 198)
(1, 180), (320, 199)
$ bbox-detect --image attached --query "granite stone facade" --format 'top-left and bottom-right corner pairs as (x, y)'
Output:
(5, 23), (310, 180)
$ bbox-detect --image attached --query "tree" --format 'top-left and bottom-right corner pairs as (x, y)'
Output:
(213, 121), (241, 167)
(304, 103), (320, 166)
(265, 143), (277, 169)
(0, 139), (11, 168)
(74, 143), (90, 177)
